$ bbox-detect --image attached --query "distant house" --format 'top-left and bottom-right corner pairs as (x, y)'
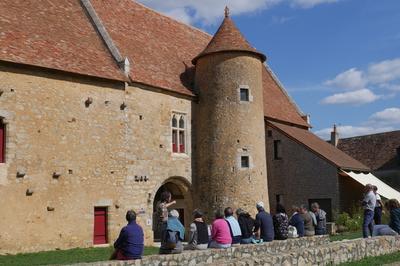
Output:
(335, 129), (400, 191)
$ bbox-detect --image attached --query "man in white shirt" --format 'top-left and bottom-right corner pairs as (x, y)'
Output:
(362, 184), (376, 238)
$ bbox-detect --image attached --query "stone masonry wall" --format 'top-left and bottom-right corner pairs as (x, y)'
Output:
(73, 236), (400, 266)
(0, 65), (192, 254)
(266, 125), (340, 216)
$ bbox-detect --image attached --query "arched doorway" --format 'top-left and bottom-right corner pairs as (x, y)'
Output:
(152, 178), (192, 241)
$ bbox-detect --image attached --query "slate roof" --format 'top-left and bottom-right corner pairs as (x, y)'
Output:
(337, 131), (400, 171)
(192, 15), (266, 64)
(269, 121), (370, 171)
(0, 0), (309, 128)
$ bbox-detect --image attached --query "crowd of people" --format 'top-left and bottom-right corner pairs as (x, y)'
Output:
(111, 191), (328, 260)
(109, 186), (400, 260)
(362, 184), (400, 238)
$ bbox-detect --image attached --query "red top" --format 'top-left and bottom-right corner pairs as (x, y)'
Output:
(211, 218), (232, 244)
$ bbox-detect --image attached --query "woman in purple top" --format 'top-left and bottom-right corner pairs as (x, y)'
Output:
(209, 209), (232, 249)
(111, 210), (144, 260)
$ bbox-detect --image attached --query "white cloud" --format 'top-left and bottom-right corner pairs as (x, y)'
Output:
(290, 0), (339, 9)
(137, 0), (337, 25)
(314, 107), (400, 139)
(321, 89), (381, 105)
(367, 58), (400, 84)
(325, 68), (366, 90)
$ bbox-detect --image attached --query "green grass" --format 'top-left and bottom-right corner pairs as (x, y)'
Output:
(0, 246), (159, 266)
(341, 251), (400, 265)
(330, 231), (363, 242)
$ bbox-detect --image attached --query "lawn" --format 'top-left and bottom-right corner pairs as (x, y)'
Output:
(341, 252), (400, 265)
(330, 231), (363, 242)
(0, 246), (159, 266)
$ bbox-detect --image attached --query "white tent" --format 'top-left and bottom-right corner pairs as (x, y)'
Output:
(342, 170), (400, 200)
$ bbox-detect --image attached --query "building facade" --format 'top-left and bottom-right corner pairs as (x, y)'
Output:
(0, 0), (372, 254)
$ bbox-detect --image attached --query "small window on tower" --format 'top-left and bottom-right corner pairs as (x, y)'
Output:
(0, 119), (5, 163)
(240, 88), (249, 102)
(241, 156), (249, 168)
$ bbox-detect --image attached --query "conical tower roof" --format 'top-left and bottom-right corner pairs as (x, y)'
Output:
(192, 7), (266, 65)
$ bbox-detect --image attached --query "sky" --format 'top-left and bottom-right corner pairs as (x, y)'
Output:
(138, 0), (400, 139)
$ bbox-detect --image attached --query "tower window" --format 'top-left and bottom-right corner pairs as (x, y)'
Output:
(240, 88), (249, 101)
(241, 156), (249, 168)
(0, 119), (5, 163)
(172, 114), (186, 154)
(274, 140), (282, 160)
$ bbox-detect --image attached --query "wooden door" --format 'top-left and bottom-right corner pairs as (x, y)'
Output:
(93, 207), (107, 244)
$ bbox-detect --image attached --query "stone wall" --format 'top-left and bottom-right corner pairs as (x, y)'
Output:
(74, 236), (400, 266)
(0, 64), (193, 254)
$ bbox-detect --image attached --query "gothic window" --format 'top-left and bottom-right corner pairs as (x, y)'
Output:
(172, 114), (186, 154)
(0, 118), (5, 163)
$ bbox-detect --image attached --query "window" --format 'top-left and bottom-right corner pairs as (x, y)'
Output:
(274, 140), (282, 160)
(172, 114), (186, 154)
(240, 88), (249, 101)
(241, 155), (249, 168)
(0, 119), (5, 163)
(276, 194), (284, 204)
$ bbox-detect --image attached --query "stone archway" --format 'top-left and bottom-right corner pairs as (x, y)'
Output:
(152, 177), (192, 241)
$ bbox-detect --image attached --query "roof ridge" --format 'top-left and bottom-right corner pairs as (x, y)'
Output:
(339, 129), (400, 140)
(133, 0), (212, 38)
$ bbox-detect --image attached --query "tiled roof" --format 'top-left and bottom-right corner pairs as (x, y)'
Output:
(269, 121), (369, 171)
(192, 15), (266, 65)
(0, 0), (127, 81)
(90, 0), (211, 96)
(0, 0), (308, 128)
(337, 131), (400, 170)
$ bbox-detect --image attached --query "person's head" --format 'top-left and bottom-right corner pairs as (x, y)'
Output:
(373, 186), (378, 193)
(193, 209), (203, 219)
(256, 201), (265, 212)
(311, 202), (320, 212)
(299, 204), (308, 214)
(276, 203), (286, 214)
(160, 191), (172, 203)
(236, 208), (245, 216)
(170, 209), (179, 218)
(224, 207), (233, 217)
(126, 210), (137, 223)
(215, 208), (224, 219)
(365, 184), (373, 193)
(385, 199), (400, 211)
(291, 205), (300, 213)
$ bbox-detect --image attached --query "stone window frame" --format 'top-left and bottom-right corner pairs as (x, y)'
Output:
(237, 148), (253, 171)
(238, 85), (253, 103)
(171, 112), (187, 156)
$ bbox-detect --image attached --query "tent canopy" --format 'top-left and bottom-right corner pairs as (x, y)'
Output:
(342, 170), (400, 201)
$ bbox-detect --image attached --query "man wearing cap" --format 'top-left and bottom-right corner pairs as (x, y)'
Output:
(254, 202), (274, 242)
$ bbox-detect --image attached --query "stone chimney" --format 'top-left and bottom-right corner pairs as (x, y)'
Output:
(301, 114), (310, 126)
(330, 124), (339, 147)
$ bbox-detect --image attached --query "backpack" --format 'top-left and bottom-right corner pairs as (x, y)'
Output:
(165, 230), (178, 249)
(287, 225), (298, 238)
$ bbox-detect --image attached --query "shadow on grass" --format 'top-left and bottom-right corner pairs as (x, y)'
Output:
(0, 246), (159, 266)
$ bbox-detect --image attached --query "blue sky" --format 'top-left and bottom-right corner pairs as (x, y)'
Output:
(139, 0), (400, 139)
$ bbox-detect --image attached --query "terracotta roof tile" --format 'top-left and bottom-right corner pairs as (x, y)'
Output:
(90, 0), (211, 96)
(337, 131), (400, 170)
(0, 0), (126, 81)
(269, 121), (369, 171)
(192, 16), (266, 64)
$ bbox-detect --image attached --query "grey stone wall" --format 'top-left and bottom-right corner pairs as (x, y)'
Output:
(266, 125), (340, 217)
(72, 236), (400, 266)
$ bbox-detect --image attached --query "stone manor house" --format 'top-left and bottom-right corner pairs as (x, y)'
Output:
(0, 0), (392, 254)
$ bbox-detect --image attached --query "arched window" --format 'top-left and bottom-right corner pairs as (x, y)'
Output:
(0, 118), (5, 163)
(171, 114), (186, 154)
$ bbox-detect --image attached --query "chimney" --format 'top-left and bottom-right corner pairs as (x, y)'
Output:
(330, 124), (339, 147)
(301, 114), (311, 128)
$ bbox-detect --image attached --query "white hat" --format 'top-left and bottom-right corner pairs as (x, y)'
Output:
(256, 201), (264, 209)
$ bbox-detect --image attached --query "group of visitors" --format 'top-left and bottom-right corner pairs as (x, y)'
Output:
(110, 191), (328, 260)
(362, 184), (400, 238)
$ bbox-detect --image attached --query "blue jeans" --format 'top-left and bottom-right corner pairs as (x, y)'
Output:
(372, 225), (398, 237)
(363, 209), (374, 238)
(240, 237), (253, 244)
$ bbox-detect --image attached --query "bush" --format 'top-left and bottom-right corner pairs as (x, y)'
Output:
(334, 206), (363, 232)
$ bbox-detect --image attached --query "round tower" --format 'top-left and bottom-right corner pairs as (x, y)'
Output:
(192, 8), (270, 217)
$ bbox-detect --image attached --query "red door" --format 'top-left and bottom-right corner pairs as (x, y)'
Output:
(0, 121), (5, 163)
(93, 207), (107, 244)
